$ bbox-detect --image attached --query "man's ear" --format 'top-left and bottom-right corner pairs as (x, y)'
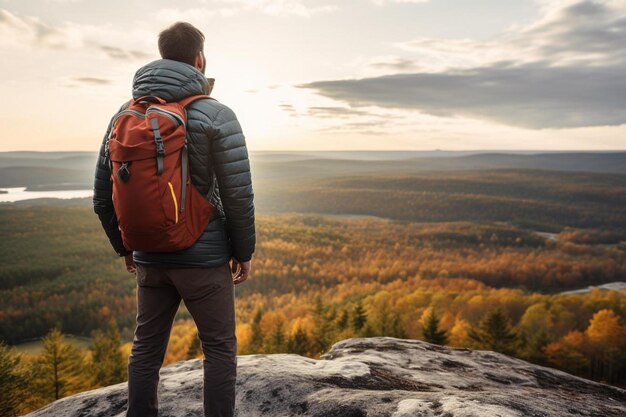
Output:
(195, 52), (205, 72)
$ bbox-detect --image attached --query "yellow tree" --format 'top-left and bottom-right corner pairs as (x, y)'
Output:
(448, 317), (470, 347)
(31, 328), (89, 402)
(518, 303), (554, 363)
(365, 291), (394, 336)
(543, 330), (589, 376)
(585, 309), (626, 383)
(89, 319), (126, 387)
(0, 342), (30, 417)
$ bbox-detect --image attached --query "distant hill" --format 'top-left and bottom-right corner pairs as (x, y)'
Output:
(255, 169), (626, 230)
(251, 152), (626, 185)
(2, 151), (625, 230)
(420, 152), (626, 173)
(0, 151), (625, 189)
(0, 166), (93, 189)
(0, 151), (93, 160)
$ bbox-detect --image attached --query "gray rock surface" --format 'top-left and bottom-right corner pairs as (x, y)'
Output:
(25, 337), (626, 417)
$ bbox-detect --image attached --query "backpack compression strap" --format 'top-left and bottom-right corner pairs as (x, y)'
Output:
(103, 100), (132, 170)
(150, 117), (165, 176)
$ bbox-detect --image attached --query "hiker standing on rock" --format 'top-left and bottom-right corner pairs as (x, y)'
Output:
(93, 21), (255, 417)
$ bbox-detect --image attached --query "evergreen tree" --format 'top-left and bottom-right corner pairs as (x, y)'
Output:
(186, 332), (203, 359)
(337, 310), (349, 331)
(286, 327), (310, 356)
(89, 319), (126, 387)
(312, 296), (333, 355)
(390, 312), (408, 339)
(249, 308), (265, 353)
(422, 309), (448, 345)
(468, 308), (518, 355)
(362, 323), (377, 337)
(326, 307), (337, 326)
(518, 330), (551, 365)
(0, 342), (29, 417)
(32, 328), (88, 401)
(267, 321), (286, 353)
(351, 301), (367, 333)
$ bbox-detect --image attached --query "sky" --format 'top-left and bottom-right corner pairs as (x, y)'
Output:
(0, 0), (624, 151)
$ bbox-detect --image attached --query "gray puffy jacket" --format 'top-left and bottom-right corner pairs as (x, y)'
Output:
(93, 59), (255, 267)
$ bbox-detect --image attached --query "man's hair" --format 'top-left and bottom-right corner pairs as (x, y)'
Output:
(158, 22), (205, 66)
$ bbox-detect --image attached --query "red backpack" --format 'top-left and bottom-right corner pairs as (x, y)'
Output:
(104, 94), (216, 252)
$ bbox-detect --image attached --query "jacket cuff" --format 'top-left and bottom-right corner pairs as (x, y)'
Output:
(234, 253), (253, 262)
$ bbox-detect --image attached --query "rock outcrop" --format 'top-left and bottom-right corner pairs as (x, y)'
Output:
(26, 337), (626, 417)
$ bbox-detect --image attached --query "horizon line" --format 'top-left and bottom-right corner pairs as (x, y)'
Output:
(2, 149), (626, 153)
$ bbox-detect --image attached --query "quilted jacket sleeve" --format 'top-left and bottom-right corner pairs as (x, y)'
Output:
(93, 104), (131, 257)
(211, 105), (256, 262)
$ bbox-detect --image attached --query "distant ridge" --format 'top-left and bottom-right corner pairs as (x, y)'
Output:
(403, 152), (626, 173)
(0, 151), (624, 189)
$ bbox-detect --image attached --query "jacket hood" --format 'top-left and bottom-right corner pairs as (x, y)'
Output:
(132, 59), (211, 101)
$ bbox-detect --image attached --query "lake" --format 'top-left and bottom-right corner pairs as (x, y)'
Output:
(0, 187), (93, 202)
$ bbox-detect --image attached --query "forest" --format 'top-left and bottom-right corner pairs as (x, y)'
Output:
(1, 167), (625, 415)
(256, 169), (626, 231)
(1, 208), (624, 345)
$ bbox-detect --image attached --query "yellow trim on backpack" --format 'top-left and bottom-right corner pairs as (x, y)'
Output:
(168, 181), (179, 223)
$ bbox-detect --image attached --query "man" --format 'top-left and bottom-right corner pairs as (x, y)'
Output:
(93, 22), (255, 417)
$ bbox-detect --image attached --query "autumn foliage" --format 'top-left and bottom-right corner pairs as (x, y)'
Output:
(1, 178), (625, 415)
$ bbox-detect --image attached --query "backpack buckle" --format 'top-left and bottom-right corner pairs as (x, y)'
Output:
(117, 161), (131, 182)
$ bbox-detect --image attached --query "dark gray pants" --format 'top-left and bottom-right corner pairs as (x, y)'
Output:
(126, 262), (237, 417)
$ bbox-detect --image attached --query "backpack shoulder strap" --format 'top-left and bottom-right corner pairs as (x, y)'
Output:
(177, 94), (219, 202)
(177, 94), (218, 206)
(179, 94), (217, 108)
(133, 96), (167, 105)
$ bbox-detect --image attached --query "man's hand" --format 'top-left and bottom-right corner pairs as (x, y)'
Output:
(124, 253), (136, 274)
(230, 258), (251, 285)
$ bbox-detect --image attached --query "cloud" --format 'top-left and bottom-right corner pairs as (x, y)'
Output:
(388, 38), (516, 72)
(279, 103), (383, 119)
(0, 9), (67, 48)
(371, 0), (429, 5)
(157, 0), (337, 20)
(242, 0), (337, 17)
(61, 76), (114, 88)
(279, 103), (297, 113)
(298, 0), (626, 129)
(73, 77), (112, 85)
(315, 120), (388, 135)
(367, 56), (422, 72)
(305, 106), (384, 118)
(0, 8), (155, 61)
(383, 1), (626, 71)
(301, 62), (625, 129)
(97, 45), (152, 60)
(514, 0), (626, 65)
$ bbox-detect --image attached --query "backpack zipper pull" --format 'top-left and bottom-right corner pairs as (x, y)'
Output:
(116, 161), (131, 182)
